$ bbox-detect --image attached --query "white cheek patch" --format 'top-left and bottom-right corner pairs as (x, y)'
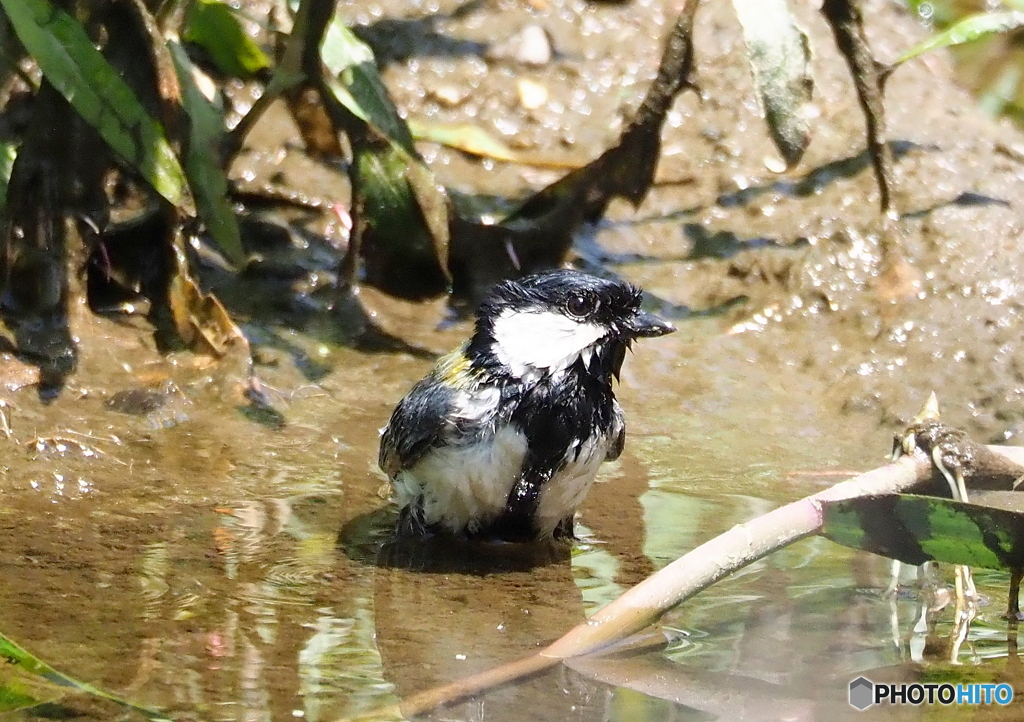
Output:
(491, 310), (606, 377)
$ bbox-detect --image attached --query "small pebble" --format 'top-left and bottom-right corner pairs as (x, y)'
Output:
(431, 84), (468, 107)
(518, 78), (549, 110)
(514, 25), (553, 66)
(763, 154), (787, 173)
(489, 24), (554, 66)
(106, 388), (167, 415)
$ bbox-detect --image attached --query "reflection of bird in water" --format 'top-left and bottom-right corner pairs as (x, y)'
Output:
(378, 270), (674, 542)
(370, 545), (613, 722)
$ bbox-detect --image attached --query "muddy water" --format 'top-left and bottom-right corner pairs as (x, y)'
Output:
(5, 0), (1024, 720)
(0, 308), (1018, 722)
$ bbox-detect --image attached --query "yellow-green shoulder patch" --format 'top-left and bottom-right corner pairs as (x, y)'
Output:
(434, 343), (477, 389)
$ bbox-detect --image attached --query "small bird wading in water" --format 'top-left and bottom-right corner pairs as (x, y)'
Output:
(378, 269), (675, 541)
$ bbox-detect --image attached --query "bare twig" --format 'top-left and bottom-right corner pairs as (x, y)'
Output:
(821, 0), (923, 300)
(821, 0), (894, 219)
(543, 455), (930, 655)
(224, 0), (334, 163)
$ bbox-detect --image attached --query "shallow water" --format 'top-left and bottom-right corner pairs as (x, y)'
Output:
(1, 308), (1022, 722)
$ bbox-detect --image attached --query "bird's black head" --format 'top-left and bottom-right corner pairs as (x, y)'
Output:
(466, 269), (674, 381)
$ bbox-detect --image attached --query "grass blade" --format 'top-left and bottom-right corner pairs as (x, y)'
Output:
(895, 11), (1024, 66)
(169, 39), (246, 266)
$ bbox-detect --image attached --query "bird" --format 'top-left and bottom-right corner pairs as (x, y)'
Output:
(378, 269), (675, 542)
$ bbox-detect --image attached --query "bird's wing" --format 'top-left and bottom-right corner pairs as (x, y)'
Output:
(379, 379), (456, 479)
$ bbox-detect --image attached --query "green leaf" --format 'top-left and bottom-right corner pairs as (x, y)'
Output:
(319, 14), (452, 292)
(0, 0), (194, 213)
(349, 136), (452, 297)
(169, 40), (246, 267)
(356, 142), (448, 268)
(408, 119), (526, 163)
(183, 0), (270, 79)
(0, 141), (16, 216)
(0, 682), (49, 713)
(732, 0), (813, 168)
(358, 145), (421, 229)
(320, 20), (417, 154)
(820, 492), (1024, 570)
(895, 11), (1024, 66)
(0, 630), (171, 719)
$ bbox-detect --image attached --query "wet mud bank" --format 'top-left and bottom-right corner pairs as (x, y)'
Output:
(341, 0), (1024, 440)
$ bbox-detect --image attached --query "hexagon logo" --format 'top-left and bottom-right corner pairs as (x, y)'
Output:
(849, 676), (874, 711)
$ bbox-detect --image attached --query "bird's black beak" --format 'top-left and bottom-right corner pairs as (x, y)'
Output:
(624, 310), (675, 338)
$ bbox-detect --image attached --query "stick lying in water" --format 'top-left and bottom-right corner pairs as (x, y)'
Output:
(341, 445), (1024, 721)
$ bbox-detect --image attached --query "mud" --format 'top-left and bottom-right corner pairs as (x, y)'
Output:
(3, 0), (1024, 720)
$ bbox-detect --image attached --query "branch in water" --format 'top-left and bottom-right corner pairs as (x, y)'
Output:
(342, 444), (1024, 721)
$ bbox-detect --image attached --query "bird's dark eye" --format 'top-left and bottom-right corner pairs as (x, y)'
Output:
(565, 292), (597, 319)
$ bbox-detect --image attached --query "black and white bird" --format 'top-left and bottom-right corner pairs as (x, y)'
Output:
(378, 269), (675, 541)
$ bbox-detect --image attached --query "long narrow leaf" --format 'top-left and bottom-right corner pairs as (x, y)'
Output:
(408, 119), (524, 163)
(169, 40), (246, 266)
(320, 19), (416, 154)
(319, 11), (452, 288)
(0, 631), (170, 720)
(895, 11), (1024, 66)
(0, 0), (194, 213)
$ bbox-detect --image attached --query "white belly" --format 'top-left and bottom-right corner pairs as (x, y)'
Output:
(393, 425), (528, 535)
(393, 427), (612, 538)
(535, 435), (609, 537)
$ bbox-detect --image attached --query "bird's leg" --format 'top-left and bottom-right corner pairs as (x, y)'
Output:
(909, 597), (930, 663)
(932, 446), (970, 505)
(395, 497), (432, 537)
(950, 558), (979, 664)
